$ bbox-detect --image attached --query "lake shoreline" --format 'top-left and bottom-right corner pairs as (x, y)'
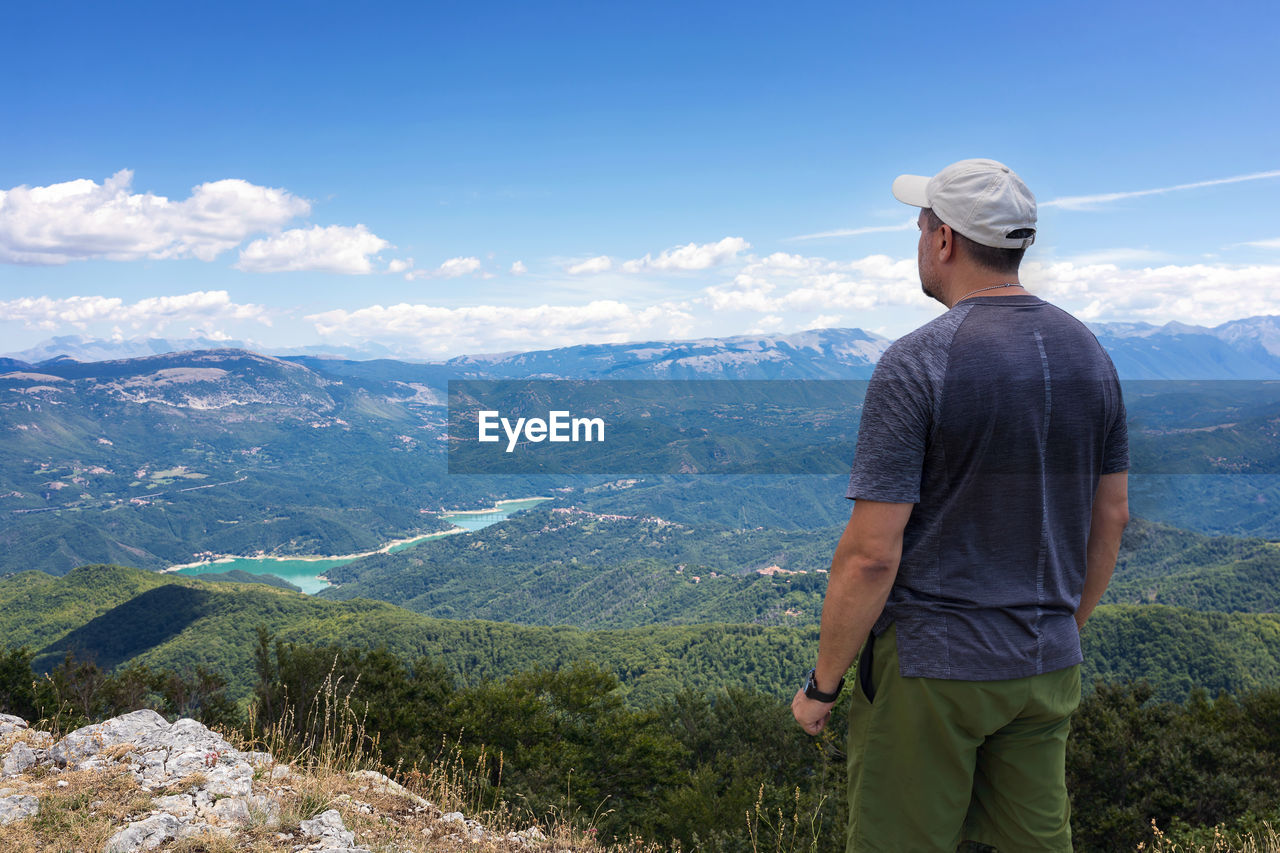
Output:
(162, 526), (468, 573)
(163, 496), (553, 583)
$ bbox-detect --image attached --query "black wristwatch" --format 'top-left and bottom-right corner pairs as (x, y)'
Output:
(802, 668), (844, 703)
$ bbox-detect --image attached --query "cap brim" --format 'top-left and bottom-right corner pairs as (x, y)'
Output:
(892, 174), (931, 208)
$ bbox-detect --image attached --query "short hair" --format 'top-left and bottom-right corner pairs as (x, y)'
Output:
(923, 208), (1029, 275)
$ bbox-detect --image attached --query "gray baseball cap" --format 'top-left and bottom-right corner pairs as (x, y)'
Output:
(893, 158), (1037, 249)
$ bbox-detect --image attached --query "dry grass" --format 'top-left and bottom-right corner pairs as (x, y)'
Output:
(1, 663), (666, 851)
(743, 783), (828, 853)
(225, 661), (634, 850)
(0, 767), (154, 853)
(100, 742), (139, 762)
(1140, 820), (1280, 853)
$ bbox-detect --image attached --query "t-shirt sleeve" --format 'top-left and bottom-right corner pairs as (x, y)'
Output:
(1101, 379), (1129, 475)
(845, 343), (933, 503)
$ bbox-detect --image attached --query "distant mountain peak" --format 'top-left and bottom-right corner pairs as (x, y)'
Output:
(442, 327), (890, 380)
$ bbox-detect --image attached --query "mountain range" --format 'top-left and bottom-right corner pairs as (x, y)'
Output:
(5, 316), (1280, 576)
(7, 314), (1280, 379)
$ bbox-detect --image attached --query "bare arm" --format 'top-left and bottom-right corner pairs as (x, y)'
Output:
(1076, 471), (1129, 629)
(792, 499), (913, 735)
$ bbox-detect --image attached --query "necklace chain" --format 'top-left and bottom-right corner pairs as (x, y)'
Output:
(955, 282), (1023, 304)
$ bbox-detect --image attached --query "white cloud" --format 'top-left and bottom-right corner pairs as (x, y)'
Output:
(563, 238), (750, 277)
(621, 237), (750, 272)
(387, 258), (413, 274)
(699, 246), (1280, 332)
(0, 290), (268, 333)
(235, 224), (390, 274)
(809, 314), (842, 328)
(1044, 169), (1280, 210)
(747, 315), (784, 334)
(788, 219), (917, 241)
(1243, 237), (1280, 249)
(0, 170), (310, 265)
(436, 257), (483, 278)
(404, 256), (484, 280)
(702, 251), (925, 315)
(566, 255), (613, 275)
(1023, 260), (1280, 325)
(307, 299), (694, 356)
(510, 260), (528, 275)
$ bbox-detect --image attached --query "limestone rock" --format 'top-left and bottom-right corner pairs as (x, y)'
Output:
(350, 768), (434, 810)
(175, 820), (231, 840)
(7, 710), (481, 853)
(0, 793), (39, 826)
(0, 714), (28, 736)
(300, 808), (357, 847)
(208, 795), (252, 825)
(150, 794), (196, 819)
(51, 709), (252, 796)
(2, 741), (38, 776)
(102, 812), (181, 852)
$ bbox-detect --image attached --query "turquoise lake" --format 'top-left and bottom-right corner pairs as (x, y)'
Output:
(172, 497), (550, 594)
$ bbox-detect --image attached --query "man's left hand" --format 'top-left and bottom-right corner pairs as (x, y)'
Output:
(791, 689), (834, 735)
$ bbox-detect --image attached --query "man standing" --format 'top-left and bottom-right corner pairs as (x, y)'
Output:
(791, 159), (1130, 852)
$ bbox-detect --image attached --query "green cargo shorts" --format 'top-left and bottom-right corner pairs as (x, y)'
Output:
(846, 623), (1081, 852)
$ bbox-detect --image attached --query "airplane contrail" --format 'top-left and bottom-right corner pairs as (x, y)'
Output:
(1044, 169), (1280, 210)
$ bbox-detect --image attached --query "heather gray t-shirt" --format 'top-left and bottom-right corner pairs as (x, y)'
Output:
(847, 295), (1128, 680)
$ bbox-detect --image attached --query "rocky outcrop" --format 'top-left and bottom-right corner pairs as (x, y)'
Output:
(0, 710), (552, 851)
(51, 709), (257, 797)
(0, 793), (40, 825)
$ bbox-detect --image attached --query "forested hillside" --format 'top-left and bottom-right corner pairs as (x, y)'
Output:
(1106, 518), (1280, 611)
(4, 564), (1280, 706)
(319, 508), (1280, 631)
(320, 506), (837, 625)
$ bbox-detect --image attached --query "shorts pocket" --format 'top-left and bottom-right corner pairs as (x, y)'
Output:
(858, 632), (877, 704)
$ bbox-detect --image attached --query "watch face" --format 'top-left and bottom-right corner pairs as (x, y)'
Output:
(803, 668), (841, 702)
(803, 669), (821, 697)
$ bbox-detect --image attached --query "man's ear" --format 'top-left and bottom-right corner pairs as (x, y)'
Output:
(938, 224), (954, 262)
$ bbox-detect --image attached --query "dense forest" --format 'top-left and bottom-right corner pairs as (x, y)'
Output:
(5, 565), (1280, 708)
(320, 509), (1280, 631)
(5, 637), (1280, 852)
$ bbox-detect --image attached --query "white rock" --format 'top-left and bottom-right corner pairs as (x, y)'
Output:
(513, 825), (548, 842)
(349, 768), (434, 810)
(208, 796), (252, 825)
(51, 710), (252, 797)
(0, 794), (39, 826)
(247, 793), (281, 826)
(102, 812), (181, 852)
(440, 811), (466, 824)
(2, 741), (37, 776)
(151, 794), (196, 818)
(299, 808), (356, 847)
(26, 730), (53, 748)
(175, 820), (231, 840)
(0, 714), (28, 736)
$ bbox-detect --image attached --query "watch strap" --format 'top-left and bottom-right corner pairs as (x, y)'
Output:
(803, 668), (844, 703)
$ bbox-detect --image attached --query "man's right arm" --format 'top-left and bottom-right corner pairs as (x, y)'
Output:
(1076, 471), (1129, 629)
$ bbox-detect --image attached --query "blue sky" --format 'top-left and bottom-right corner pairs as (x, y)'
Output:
(2, 0), (1278, 358)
